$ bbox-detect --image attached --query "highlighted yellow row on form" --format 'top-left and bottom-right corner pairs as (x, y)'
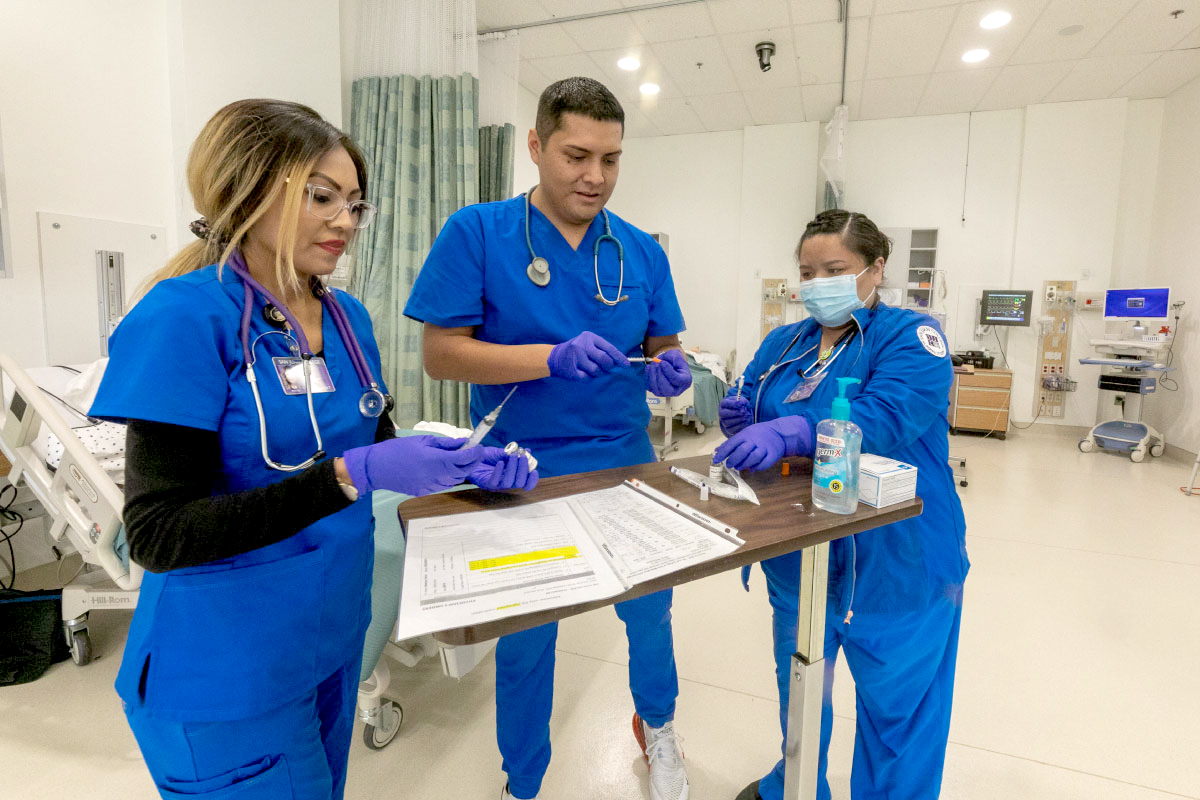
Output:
(470, 546), (580, 571)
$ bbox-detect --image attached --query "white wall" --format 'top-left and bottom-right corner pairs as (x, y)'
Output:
(0, 0), (343, 370)
(0, 0), (175, 367)
(609, 131), (745, 359)
(1147, 76), (1200, 456)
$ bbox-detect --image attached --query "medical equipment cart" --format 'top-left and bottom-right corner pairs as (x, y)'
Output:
(1077, 338), (1172, 462)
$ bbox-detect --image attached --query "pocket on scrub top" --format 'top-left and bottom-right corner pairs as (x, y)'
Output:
(590, 283), (648, 336)
(144, 548), (325, 715)
(157, 755), (293, 799)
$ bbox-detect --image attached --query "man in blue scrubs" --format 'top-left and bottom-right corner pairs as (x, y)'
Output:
(404, 77), (693, 800)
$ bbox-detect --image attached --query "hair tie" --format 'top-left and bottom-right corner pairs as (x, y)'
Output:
(189, 218), (213, 241)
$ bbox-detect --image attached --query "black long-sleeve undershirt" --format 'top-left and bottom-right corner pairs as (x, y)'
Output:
(122, 414), (395, 573)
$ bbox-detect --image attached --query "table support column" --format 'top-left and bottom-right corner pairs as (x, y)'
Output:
(782, 541), (828, 800)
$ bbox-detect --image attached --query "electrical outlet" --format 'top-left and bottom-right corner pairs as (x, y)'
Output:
(1052, 406), (1062, 417)
(1045, 285), (1057, 303)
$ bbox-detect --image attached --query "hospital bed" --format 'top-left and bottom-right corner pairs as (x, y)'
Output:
(647, 349), (729, 458)
(0, 354), (139, 666)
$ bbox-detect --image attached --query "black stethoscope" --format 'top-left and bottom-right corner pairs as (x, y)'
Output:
(524, 185), (627, 305)
(228, 252), (392, 472)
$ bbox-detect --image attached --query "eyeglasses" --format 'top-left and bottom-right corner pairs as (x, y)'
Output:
(303, 183), (377, 229)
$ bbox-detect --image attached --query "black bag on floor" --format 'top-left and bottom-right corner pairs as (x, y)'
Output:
(0, 588), (71, 686)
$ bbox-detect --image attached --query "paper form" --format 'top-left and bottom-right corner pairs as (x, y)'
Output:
(394, 483), (741, 641)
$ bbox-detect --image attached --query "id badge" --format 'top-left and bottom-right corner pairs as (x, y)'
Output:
(273, 357), (335, 395)
(784, 372), (825, 403)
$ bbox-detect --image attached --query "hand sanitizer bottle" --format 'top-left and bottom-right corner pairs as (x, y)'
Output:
(812, 377), (863, 515)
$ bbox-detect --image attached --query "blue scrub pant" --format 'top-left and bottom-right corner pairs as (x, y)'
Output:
(125, 653), (362, 800)
(496, 588), (678, 799)
(756, 553), (962, 800)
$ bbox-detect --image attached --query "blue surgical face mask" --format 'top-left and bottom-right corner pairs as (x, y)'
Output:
(799, 268), (875, 328)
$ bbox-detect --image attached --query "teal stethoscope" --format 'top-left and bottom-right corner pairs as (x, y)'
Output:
(524, 185), (627, 305)
(228, 252), (392, 472)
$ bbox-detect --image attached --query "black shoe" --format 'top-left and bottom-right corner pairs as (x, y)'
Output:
(734, 780), (762, 800)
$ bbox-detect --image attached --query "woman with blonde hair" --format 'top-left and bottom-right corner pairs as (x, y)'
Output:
(90, 99), (537, 799)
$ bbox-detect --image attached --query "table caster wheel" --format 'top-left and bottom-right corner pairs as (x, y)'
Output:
(363, 702), (403, 750)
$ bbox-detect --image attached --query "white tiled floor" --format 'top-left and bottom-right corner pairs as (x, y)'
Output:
(3, 421), (1199, 799)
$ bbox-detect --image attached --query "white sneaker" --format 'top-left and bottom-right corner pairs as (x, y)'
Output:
(500, 784), (539, 800)
(633, 713), (689, 800)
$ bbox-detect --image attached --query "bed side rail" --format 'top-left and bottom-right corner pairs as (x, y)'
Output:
(0, 353), (140, 590)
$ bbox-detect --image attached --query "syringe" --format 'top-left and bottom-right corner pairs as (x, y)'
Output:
(460, 386), (518, 449)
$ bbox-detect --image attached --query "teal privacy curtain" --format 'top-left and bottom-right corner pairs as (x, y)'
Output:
(350, 74), (479, 428)
(478, 123), (514, 203)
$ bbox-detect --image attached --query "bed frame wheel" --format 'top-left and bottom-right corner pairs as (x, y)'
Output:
(69, 629), (93, 666)
(362, 701), (403, 750)
(694, 422), (705, 435)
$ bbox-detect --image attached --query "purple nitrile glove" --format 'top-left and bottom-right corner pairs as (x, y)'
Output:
(468, 447), (540, 491)
(645, 349), (692, 397)
(342, 435), (483, 497)
(718, 396), (753, 436)
(712, 416), (813, 472)
(547, 331), (629, 380)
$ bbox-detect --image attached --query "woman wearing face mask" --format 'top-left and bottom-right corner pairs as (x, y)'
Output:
(717, 210), (968, 800)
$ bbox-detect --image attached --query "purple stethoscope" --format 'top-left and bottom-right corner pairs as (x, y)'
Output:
(227, 252), (390, 472)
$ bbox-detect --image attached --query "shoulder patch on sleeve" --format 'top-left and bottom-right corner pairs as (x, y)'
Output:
(916, 325), (947, 358)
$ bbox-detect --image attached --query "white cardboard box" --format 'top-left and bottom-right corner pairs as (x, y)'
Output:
(858, 453), (918, 508)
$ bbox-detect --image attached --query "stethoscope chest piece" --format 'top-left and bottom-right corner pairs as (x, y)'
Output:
(359, 388), (387, 418)
(527, 256), (551, 287)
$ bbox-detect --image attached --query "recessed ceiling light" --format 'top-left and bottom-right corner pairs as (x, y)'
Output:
(639, 82), (660, 95)
(962, 49), (990, 63)
(980, 11), (1012, 29)
(1059, 24), (1084, 36)
(618, 56), (640, 71)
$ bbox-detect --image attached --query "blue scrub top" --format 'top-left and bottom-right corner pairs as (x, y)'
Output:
(91, 264), (386, 720)
(404, 196), (686, 476)
(736, 304), (969, 615)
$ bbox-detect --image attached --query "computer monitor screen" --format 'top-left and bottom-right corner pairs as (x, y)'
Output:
(979, 290), (1033, 327)
(1104, 287), (1170, 321)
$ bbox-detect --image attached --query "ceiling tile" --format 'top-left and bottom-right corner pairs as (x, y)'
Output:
(789, 0), (875, 25)
(743, 85), (809, 124)
(802, 81), (862, 121)
(518, 24), (584, 58)
(916, 67), (1001, 115)
(653, 36), (741, 94)
(975, 61), (1074, 109)
(526, 52), (612, 86)
(708, 0), (792, 33)
(631, 2), (715, 42)
(691, 91), (755, 131)
(639, 96), (707, 135)
(793, 17), (869, 85)
(587, 45), (683, 98)
(873, 0), (963, 12)
(1176, 21), (1200, 48)
(858, 75), (929, 119)
(1042, 52), (1158, 102)
(621, 106), (662, 138)
(865, 6), (957, 78)
(721, 28), (801, 92)
(1088, 0), (1200, 57)
(519, 58), (555, 95)
(930, 0), (1051, 73)
(561, 14), (647, 51)
(541, 0), (625, 18)
(1117, 48), (1200, 98)
(477, 0), (551, 31)
(1008, 0), (1139, 65)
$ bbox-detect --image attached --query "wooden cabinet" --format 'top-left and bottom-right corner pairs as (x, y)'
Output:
(949, 368), (1011, 439)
